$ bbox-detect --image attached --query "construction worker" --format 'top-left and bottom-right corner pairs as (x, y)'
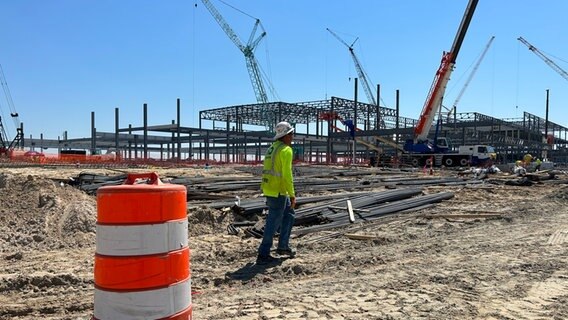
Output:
(514, 160), (526, 176)
(257, 121), (296, 265)
(535, 158), (542, 171)
(523, 153), (533, 167)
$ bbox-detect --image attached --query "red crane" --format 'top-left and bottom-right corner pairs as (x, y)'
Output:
(410, 0), (479, 149)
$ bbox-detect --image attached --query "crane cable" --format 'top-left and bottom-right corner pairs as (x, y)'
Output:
(353, 39), (389, 108)
(217, 0), (257, 20)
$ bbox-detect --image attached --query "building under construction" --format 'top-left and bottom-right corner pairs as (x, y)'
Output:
(22, 96), (568, 166)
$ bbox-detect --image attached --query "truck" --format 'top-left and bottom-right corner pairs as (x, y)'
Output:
(402, 0), (495, 167)
(403, 137), (495, 167)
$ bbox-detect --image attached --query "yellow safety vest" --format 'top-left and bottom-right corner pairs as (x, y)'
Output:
(261, 140), (295, 198)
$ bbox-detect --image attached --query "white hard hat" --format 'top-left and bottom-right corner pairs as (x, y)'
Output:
(273, 121), (295, 140)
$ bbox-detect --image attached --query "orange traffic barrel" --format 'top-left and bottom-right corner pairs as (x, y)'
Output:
(94, 172), (192, 320)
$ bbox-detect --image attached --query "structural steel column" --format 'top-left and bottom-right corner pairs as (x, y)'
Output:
(243, 132), (247, 163)
(257, 137), (261, 162)
(143, 103), (148, 160)
(327, 99), (334, 164)
(171, 120), (176, 160)
(115, 107), (119, 153)
(395, 90), (400, 159)
(189, 131), (193, 161)
(134, 134), (138, 159)
(316, 110), (320, 137)
(19, 122), (24, 148)
(128, 124), (132, 160)
(226, 115), (230, 163)
(309, 140), (312, 163)
(353, 79), (358, 164)
(91, 111), (96, 154)
(376, 84), (381, 130)
(205, 131), (210, 161)
(302, 137), (306, 162)
(177, 98), (181, 161)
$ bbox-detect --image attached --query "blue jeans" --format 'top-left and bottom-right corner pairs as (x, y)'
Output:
(258, 195), (295, 257)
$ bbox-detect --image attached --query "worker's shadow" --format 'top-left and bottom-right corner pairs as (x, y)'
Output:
(225, 259), (283, 282)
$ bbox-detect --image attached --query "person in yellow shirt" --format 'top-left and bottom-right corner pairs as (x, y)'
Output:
(257, 121), (296, 265)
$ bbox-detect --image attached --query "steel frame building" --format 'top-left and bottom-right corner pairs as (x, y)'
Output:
(23, 97), (568, 165)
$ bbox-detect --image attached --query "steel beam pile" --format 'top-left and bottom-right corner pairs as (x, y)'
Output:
(214, 192), (372, 222)
(294, 188), (423, 225)
(237, 188), (454, 238)
(292, 191), (454, 236)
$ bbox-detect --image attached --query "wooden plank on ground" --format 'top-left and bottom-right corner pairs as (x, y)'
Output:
(344, 233), (379, 240)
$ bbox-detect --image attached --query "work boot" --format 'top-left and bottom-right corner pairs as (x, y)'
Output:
(256, 255), (279, 265)
(276, 247), (296, 258)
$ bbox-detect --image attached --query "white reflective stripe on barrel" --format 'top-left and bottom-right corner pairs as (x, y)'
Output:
(94, 278), (192, 320)
(96, 220), (188, 256)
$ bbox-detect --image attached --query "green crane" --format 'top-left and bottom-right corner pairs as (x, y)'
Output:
(201, 0), (277, 104)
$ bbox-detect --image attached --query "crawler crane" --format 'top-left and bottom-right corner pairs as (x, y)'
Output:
(0, 64), (23, 156)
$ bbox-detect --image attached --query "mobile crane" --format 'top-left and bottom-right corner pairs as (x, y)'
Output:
(402, 0), (495, 167)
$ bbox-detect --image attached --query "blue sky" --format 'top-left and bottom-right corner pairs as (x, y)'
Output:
(0, 0), (567, 140)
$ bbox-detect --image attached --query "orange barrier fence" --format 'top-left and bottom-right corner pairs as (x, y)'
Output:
(8, 150), (118, 164)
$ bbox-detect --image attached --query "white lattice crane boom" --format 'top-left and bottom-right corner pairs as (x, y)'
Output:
(451, 35), (495, 113)
(327, 28), (381, 107)
(518, 36), (568, 82)
(201, 0), (272, 103)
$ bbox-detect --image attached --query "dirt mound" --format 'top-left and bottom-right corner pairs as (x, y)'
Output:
(0, 171), (236, 254)
(0, 173), (97, 252)
(188, 205), (233, 236)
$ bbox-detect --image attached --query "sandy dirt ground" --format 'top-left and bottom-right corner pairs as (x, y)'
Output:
(0, 165), (567, 319)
